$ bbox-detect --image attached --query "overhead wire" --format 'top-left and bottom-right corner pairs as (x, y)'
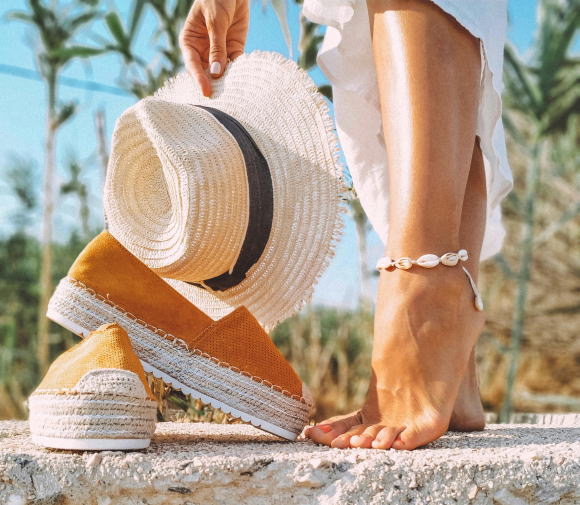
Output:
(0, 63), (130, 96)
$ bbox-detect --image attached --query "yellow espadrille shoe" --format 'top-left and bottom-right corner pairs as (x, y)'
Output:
(46, 232), (313, 440)
(29, 323), (157, 450)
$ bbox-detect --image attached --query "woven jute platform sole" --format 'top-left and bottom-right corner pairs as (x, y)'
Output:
(47, 277), (310, 440)
(29, 392), (157, 450)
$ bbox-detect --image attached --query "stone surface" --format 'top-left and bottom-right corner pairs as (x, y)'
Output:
(0, 420), (578, 505)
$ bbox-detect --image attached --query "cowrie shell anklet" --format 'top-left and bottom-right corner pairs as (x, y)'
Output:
(376, 249), (484, 311)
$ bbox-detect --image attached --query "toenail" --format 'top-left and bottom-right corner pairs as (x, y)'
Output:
(350, 435), (364, 445)
(333, 437), (348, 448)
(317, 425), (333, 433)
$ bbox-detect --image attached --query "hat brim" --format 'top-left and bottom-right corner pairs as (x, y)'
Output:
(128, 51), (344, 330)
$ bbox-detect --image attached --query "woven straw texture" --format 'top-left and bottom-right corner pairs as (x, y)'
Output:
(104, 51), (345, 331)
(29, 379), (157, 440)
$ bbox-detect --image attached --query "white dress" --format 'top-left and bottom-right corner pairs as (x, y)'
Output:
(303, 0), (513, 260)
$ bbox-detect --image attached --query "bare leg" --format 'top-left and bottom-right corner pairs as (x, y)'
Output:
(451, 139), (486, 431)
(306, 0), (486, 449)
(305, 142), (487, 443)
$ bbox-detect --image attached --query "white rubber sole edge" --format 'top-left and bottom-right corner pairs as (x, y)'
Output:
(47, 309), (298, 441)
(32, 435), (150, 451)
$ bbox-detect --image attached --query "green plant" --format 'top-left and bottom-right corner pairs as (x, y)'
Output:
(97, 0), (189, 98)
(60, 155), (91, 237)
(10, 0), (103, 373)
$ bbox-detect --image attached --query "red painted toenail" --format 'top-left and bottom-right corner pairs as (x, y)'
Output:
(317, 425), (332, 433)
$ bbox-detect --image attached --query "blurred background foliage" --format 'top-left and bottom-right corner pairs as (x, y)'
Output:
(0, 0), (578, 423)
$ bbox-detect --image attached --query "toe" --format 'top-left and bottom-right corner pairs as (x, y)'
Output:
(330, 424), (367, 449)
(350, 425), (384, 448)
(391, 427), (416, 450)
(392, 420), (446, 450)
(371, 426), (405, 449)
(307, 412), (362, 446)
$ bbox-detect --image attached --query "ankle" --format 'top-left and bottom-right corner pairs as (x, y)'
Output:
(385, 232), (461, 259)
(377, 276), (460, 327)
(379, 266), (485, 320)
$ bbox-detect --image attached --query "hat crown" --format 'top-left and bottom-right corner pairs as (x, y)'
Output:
(105, 98), (250, 281)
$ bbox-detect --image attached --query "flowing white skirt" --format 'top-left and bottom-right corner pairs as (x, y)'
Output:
(303, 0), (513, 260)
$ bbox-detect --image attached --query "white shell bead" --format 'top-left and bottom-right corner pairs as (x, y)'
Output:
(394, 257), (413, 270)
(417, 254), (441, 268)
(377, 249), (470, 271)
(376, 257), (392, 270)
(441, 252), (459, 266)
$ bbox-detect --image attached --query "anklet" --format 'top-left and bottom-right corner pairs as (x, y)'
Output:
(375, 249), (484, 311)
(376, 249), (468, 271)
(463, 266), (484, 311)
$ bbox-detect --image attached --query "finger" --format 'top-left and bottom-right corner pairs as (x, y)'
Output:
(182, 45), (211, 97)
(208, 23), (228, 77)
(227, 35), (245, 61)
(228, 50), (243, 60)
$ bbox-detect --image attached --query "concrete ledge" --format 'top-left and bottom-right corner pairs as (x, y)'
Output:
(0, 420), (578, 505)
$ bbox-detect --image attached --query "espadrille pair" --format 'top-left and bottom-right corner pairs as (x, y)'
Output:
(29, 52), (344, 450)
(30, 232), (313, 449)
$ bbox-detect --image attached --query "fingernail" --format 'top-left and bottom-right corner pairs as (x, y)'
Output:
(210, 61), (221, 75)
(317, 425), (332, 433)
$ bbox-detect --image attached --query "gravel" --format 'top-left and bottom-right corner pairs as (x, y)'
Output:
(0, 420), (578, 505)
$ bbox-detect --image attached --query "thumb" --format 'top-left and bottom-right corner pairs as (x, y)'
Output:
(208, 24), (228, 78)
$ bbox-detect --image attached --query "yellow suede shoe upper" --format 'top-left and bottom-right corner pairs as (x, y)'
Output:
(68, 231), (214, 339)
(34, 323), (155, 401)
(191, 306), (303, 399)
(66, 231), (305, 400)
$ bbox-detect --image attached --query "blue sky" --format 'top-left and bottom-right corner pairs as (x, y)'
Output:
(0, 0), (539, 308)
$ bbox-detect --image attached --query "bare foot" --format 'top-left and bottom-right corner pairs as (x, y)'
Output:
(305, 267), (485, 450)
(305, 355), (485, 445)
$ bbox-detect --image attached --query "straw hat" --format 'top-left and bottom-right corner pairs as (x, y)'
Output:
(104, 51), (344, 330)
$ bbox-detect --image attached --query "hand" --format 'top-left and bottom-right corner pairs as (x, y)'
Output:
(180, 0), (249, 97)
